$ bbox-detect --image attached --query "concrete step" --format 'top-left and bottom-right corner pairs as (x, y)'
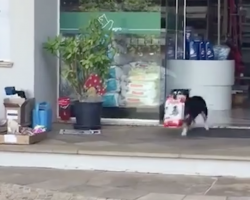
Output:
(1, 146), (250, 178)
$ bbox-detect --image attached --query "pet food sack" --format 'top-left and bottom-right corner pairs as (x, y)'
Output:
(199, 41), (206, 60)
(108, 66), (123, 79)
(127, 81), (156, 91)
(185, 26), (193, 41)
(106, 78), (121, 92)
(128, 74), (159, 82)
(213, 45), (230, 60)
(205, 41), (215, 60)
(102, 93), (120, 107)
(125, 96), (157, 106)
(186, 40), (199, 60)
(163, 96), (185, 128)
(125, 88), (157, 98)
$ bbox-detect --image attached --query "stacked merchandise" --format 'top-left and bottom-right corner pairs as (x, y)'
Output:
(185, 27), (215, 60)
(121, 62), (160, 107)
(102, 66), (125, 107)
(167, 26), (230, 61)
(166, 34), (184, 60)
(102, 34), (163, 108)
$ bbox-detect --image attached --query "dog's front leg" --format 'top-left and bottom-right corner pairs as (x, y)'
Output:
(181, 123), (188, 136)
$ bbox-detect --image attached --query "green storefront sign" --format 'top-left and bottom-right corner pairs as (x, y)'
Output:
(60, 12), (180, 35)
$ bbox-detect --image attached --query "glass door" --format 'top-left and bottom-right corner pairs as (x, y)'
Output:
(60, 0), (163, 121)
(178, 0), (185, 59)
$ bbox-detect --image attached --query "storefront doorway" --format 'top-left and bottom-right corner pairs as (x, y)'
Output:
(59, 0), (166, 122)
(59, 0), (250, 127)
(165, 0), (250, 127)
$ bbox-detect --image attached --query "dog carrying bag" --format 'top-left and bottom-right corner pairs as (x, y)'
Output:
(163, 89), (188, 128)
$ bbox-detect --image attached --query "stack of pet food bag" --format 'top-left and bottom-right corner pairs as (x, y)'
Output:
(102, 62), (161, 107)
(121, 62), (160, 107)
(102, 66), (125, 107)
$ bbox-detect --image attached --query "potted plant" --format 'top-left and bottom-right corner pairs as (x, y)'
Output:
(44, 18), (115, 130)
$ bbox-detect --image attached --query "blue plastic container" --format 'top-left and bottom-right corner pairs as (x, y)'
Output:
(199, 41), (206, 60)
(4, 86), (15, 95)
(32, 102), (52, 131)
(205, 41), (215, 60)
(186, 40), (199, 60)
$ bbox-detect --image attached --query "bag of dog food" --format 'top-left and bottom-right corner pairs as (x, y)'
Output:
(125, 96), (157, 106)
(102, 93), (120, 107)
(108, 66), (123, 79)
(127, 81), (156, 90)
(106, 78), (121, 92)
(163, 96), (185, 128)
(125, 88), (157, 98)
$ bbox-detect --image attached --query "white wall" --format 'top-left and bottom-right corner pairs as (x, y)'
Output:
(0, 0), (58, 120)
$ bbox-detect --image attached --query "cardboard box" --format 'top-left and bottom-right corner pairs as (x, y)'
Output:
(3, 98), (35, 127)
(232, 93), (247, 107)
(0, 132), (47, 145)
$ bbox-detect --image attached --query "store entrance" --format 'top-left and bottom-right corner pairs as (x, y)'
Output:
(166, 0), (250, 127)
(60, 0), (165, 122)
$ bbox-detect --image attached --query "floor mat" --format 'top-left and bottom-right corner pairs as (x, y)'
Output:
(187, 128), (250, 138)
(59, 129), (101, 135)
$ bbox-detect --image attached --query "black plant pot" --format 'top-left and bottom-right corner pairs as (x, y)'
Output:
(73, 101), (102, 130)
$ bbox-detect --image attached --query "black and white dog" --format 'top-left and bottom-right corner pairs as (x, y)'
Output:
(181, 95), (209, 136)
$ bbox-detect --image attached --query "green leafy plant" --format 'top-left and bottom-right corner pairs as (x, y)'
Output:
(78, 0), (160, 11)
(127, 34), (161, 55)
(79, 0), (119, 11)
(44, 18), (115, 101)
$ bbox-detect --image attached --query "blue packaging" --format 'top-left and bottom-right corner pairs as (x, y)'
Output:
(185, 26), (193, 41)
(106, 78), (120, 92)
(102, 93), (119, 107)
(32, 102), (52, 131)
(186, 40), (199, 60)
(4, 86), (15, 95)
(205, 41), (215, 60)
(199, 41), (206, 60)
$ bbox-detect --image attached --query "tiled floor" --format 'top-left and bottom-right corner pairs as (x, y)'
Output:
(2, 123), (250, 158)
(194, 108), (250, 127)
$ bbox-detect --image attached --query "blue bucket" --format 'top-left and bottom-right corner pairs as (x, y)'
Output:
(32, 102), (52, 131)
(4, 87), (15, 95)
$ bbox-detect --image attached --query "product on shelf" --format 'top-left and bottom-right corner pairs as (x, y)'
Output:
(186, 40), (199, 60)
(125, 96), (158, 106)
(199, 41), (206, 60)
(108, 65), (123, 79)
(106, 78), (121, 92)
(213, 45), (230, 60)
(102, 92), (120, 107)
(205, 41), (215, 60)
(120, 61), (160, 107)
(166, 26), (218, 61)
(103, 66), (124, 107)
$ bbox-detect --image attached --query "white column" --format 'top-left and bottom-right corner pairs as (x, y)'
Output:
(0, 0), (58, 119)
(167, 60), (235, 126)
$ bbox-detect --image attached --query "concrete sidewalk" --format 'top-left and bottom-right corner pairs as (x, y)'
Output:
(0, 167), (250, 200)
